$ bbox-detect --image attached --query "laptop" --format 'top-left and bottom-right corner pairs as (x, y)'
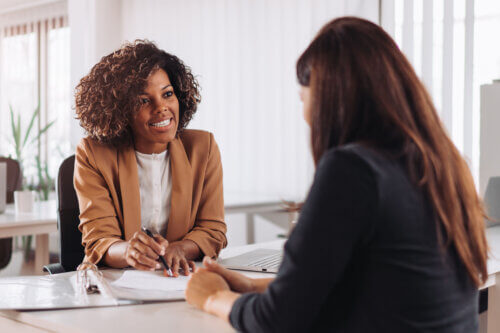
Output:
(218, 249), (283, 273)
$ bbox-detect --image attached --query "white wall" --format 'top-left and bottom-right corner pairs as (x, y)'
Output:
(67, 0), (123, 148)
(119, 0), (378, 200)
(479, 82), (500, 196)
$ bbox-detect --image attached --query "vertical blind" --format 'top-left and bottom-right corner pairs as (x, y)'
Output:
(381, 0), (478, 181)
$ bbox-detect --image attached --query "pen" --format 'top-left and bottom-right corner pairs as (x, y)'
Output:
(141, 227), (173, 277)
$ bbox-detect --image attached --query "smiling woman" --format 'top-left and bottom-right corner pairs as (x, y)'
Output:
(73, 40), (227, 276)
(132, 69), (180, 154)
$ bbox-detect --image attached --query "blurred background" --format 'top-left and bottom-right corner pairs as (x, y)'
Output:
(0, 0), (499, 247)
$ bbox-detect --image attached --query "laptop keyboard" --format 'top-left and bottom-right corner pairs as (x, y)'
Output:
(245, 252), (283, 270)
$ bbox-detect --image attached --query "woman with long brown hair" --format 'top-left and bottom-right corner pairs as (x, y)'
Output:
(185, 17), (488, 332)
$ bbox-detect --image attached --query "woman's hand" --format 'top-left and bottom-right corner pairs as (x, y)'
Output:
(186, 267), (240, 321)
(186, 268), (230, 309)
(203, 256), (274, 293)
(104, 233), (199, 274)
(124, 231), (167, 270)
(201, 256), (256, 293)
(161, 240), (197, 277)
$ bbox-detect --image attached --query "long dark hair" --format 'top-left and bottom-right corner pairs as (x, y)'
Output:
(297, 17), (488, 286)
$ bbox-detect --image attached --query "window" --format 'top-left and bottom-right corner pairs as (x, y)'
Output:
(0, 16), (70, 188)
(381, 0), (498, 185)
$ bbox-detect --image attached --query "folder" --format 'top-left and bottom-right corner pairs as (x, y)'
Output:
(0, 264), (187, 310)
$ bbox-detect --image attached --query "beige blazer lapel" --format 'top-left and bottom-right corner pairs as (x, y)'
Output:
(167, 137), (193, 241)
(118, 146), (141, 240)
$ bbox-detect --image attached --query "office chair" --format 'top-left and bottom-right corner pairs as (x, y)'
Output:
(0, 157), (22, 269)
(43, 155), (85, 274)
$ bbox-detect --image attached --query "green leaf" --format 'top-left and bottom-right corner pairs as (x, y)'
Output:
(9, 106), (17, 145)
(17, 113), (21, 143)
(22, 105), (39, 149)
(9, 105), (21, 161)
(29, 119), (56, 146)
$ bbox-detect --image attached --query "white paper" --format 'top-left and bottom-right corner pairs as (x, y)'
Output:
(109, 270), (190, 292)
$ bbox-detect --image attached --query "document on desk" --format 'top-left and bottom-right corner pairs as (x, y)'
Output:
(102, 269), (188, 302)
(0, 272), (118, 310)
(0, 269), (188, 310)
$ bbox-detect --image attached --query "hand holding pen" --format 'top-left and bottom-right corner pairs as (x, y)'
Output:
(142, 227), (174, 277)
(124, 227), (196, 276)
(124, 228), (171, 273)
(140, 227), (196, 277)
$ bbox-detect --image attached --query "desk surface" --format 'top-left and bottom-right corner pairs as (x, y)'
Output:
(0, 201), (57, 228)
(3, 227), (500, 333)
(0, 240), (284, 333)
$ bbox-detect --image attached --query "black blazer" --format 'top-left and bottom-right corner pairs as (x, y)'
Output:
(230, 144), (478, 332)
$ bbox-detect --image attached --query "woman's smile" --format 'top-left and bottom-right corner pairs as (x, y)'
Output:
(148, 116), (175, 132)
(150, 117), (172, 128)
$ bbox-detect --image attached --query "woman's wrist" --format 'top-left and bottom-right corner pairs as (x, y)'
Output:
(203, 290), (241, 322)
(175, 239), (202, 260)
(252, 278), (274, 293)
(103, 240), (129, 268)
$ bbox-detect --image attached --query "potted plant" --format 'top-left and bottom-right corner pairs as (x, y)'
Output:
(9, 104), (55, 260)
(34, 156), (55, 201)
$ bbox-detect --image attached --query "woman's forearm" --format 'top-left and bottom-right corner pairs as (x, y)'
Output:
(252, 278), (274, 293)
(103, 241), (129, 268)
(204, 290), (241, 322)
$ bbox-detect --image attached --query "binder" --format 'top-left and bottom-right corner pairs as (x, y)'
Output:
(0, 263), (187, 310)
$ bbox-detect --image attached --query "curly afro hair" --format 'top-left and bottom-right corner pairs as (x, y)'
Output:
(75, 40), (201, 146)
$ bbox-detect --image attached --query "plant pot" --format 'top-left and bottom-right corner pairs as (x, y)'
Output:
(14, 190), (35, 213)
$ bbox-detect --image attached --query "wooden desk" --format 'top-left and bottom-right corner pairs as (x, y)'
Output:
(0, 240), (283, 332)
(0, 201), (57, 273)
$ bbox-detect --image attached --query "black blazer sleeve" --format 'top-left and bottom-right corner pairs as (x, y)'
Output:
(229, 149), (378, 332)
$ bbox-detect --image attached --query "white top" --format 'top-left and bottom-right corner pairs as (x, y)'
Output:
(135, 150), (172, 236)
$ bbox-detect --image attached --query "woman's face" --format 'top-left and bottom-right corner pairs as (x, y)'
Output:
(131, 68), (180, 154)
(300, 86), (312, 126)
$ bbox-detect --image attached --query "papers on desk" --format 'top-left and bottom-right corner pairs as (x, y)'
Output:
(0, 269), (188, 310)
(102, 269), (188, 301)
(110, 270), (189, 291)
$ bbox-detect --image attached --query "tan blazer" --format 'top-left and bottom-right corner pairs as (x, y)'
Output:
(74, 130), (227, 265)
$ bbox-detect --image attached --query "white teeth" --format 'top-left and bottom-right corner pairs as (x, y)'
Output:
(150, 119), (171, 127)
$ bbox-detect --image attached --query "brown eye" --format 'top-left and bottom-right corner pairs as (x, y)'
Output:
(141, 98), (150, 104)
(164, 91), (174, 98)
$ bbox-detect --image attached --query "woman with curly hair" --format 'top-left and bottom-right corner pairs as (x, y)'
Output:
(74, 40), (227, 276)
